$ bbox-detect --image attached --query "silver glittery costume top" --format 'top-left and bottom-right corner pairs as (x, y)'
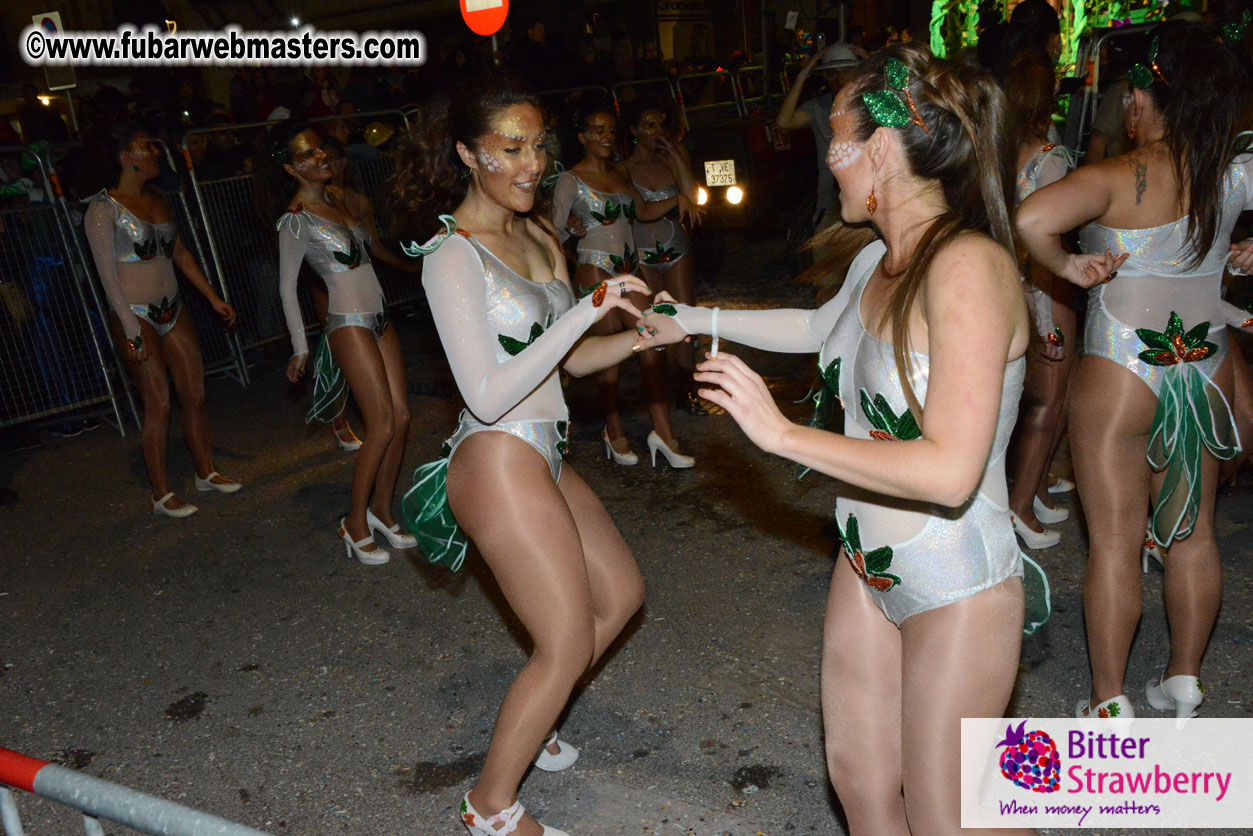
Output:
(276, 206), (384, 356)
(664, 240), (1027, 623)
(550, 171), (636, 272)
(82, 189), (180, 339)
(1015, 144), (1074, 338)
(420, 227), (601, 425)
(1078, 154), (1253, 393)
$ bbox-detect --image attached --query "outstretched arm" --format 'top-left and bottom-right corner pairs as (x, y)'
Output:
(642, 241), (884, 353)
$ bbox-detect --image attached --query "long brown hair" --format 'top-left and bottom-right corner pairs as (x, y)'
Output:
(842, 43), (1015, 416)
(1138, 21), (1251, 269)
(387, 69), (544, 244)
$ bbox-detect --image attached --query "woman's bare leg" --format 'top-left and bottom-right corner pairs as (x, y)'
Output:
(899, 579), (1033, 836)
(822, 557), (908, 836)
(328, 326), (396, 547)
(448, 436), (643, 834)
(367, 326), (410, 527)
(1160, 358), (1230, 681)
(110, 314), (176, 503)
(1034, 288), (1077, 508)
(160, 314), (215, 479)
(1008, 348), (1070, 529)
(1070, 357), (1156, 705)
(1219, 334), (1251, 485)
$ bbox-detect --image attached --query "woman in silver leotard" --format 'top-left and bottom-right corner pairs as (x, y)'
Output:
(82, 124), (240, 517)
(550, 104), (697, 467)
(644, 45), (1040, 836)
(623, 101), (706, 415)
(390, 71), (666, 836)
(267, 119), (417, 565)
(1018, 22), (1253, 721)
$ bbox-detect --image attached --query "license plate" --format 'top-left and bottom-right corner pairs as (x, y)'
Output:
(704, 159), (736, 187)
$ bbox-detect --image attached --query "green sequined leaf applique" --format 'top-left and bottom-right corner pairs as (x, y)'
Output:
(497, 321), (545, 356)
(590, 202), (624, 225)
(622, 200), (637, 221)
(1128, 63), (1153, 90)
(134, 238), (158, 261)
(797, 356), (842, 480)
(556, 420), (570, 456)
(159, 237), (175, 259)
(837, 512), (901, 592)
(333, 238), (362, 269)
(608, 242), (638, 275)
(651, 303), (677, 316)
(1135, 311), (1216, 367)
(860, 389), (921, 441)
(147, 296), (178, 324)
(642, 243), (679, 265)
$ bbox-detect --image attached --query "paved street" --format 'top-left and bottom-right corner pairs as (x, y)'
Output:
(3, 231), (1252, 836)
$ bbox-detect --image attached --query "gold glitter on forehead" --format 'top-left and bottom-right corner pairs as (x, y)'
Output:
(489, 106), (541, 143)
(288, 131), (320, 154)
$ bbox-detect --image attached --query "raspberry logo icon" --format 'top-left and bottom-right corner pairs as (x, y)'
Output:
(996, 721), (1060, 793)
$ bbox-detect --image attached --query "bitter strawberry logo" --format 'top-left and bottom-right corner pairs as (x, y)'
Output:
(997, 721), (1061, 793)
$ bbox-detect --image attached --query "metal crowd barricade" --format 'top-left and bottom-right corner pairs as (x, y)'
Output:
(1062, 23), (1156, 155)
(610, 77), (679, 115)
(180, 109), (411, 358)
(153, 141), (250, 385)
(0, 144), (134, 433)
(734, 65), (787, 114)
(0, 745), (273, 836)
(675, 70), (743, 132)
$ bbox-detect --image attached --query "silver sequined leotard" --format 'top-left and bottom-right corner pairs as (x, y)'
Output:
(276, 206), (385, 357)
(634, 183), (688, 275)
(421, 227), (605, 483)
(550, 171), (637, 277)
(83, 189), (182, 337)
(820, 241), (1027, 623)
(1015, 144), (1074, 340)
(1079, 155), (1253, 395)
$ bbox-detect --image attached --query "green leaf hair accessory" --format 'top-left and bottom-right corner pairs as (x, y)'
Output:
(1129, 38), (1168, 91)
(861, 58), (929, 134)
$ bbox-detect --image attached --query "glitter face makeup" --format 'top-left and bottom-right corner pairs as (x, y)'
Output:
(826, 109), (864, 172)
(469, 103), (546, 213)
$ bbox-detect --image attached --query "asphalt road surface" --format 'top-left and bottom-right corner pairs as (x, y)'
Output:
(4, 231), (1252, 836)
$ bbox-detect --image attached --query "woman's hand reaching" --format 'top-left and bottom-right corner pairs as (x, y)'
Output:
(694, 352), (792, 455)
(286, 352), (309, 383)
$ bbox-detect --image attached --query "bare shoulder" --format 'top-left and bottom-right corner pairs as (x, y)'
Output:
(926, 233), (1021, 304)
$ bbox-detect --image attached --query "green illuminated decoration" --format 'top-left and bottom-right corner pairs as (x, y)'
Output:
(927, 0), (1183, 71)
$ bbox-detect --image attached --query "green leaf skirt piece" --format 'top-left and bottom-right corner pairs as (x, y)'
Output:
(400, 456), (469, 572)
(306, 334), (347, 424)
(1146, 363), (1240, 548)
(1021, 552), (1051, 636)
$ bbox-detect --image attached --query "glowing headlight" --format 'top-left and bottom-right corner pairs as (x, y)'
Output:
(726, 186), (744, 204)
(696, 187), (708, 205)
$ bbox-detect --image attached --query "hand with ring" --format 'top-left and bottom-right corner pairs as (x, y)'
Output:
(587, 274), (651, 324)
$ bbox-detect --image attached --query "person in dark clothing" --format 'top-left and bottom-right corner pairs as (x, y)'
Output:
(18, 84), (69, 143)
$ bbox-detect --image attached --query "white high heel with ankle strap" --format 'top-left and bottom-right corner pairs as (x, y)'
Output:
(534, 731), (579, 771)
(338, 518), (390, 565)
(366, 507), (417, 549)
(602, 428), (638, 466)
(647, 431), (694, 468)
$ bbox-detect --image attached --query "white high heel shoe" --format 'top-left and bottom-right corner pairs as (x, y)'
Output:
(1009, 512), (1060, 549)
(1032, 495), (1068, 524)
(1146, 673), (1204, 719)
(152, 492), (197, 518)
(534, 731), (579, 772)
(647, 431), (694, 469)
(334, 424), (362, 452)
(194, 471), (242, 493)
(460, 793), (569, 836)
(1047, 476), (1075, 495)
(338, 518), (390, 565)
(1075, 694), (1134, 720)
(602, 428), (638, 466)
(366, 507), (417, 549)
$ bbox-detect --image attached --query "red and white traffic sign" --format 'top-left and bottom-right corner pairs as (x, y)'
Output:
(460, 0), (509, 37)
